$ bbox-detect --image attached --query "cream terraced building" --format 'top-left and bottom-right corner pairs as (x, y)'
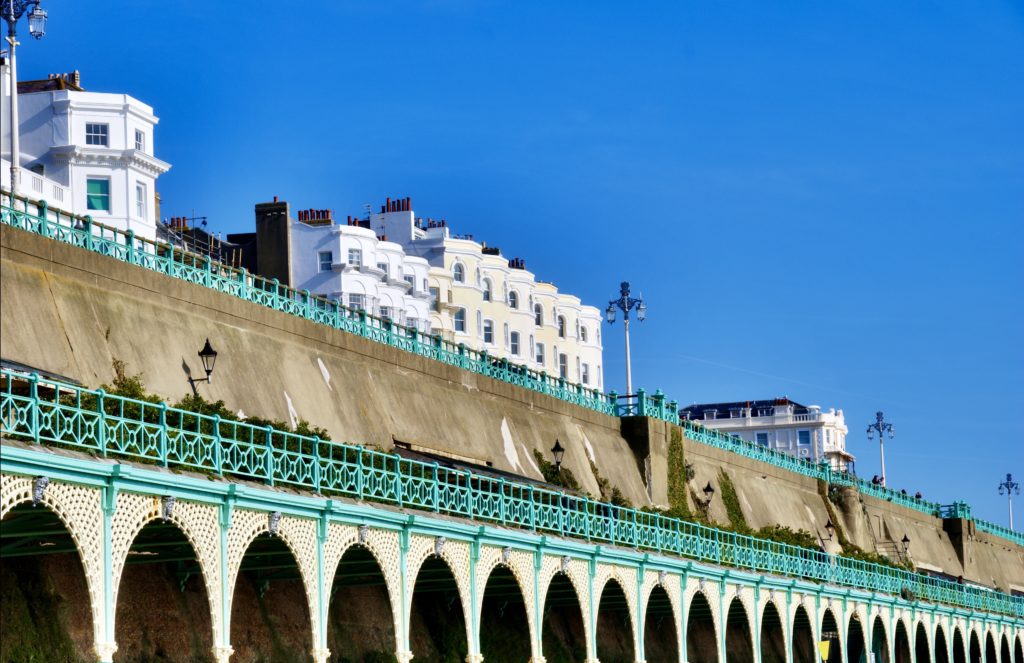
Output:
(372, 198), (604, 389)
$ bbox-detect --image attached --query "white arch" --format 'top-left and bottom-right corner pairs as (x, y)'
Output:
(1, 474), (108, 658)
(538, 555), (592, 658)
(404, 534), (473, 657)
(640, 570), (683, 663)
(474, 546), (536, 655)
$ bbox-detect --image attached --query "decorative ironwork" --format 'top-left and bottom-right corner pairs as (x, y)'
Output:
(160, 495), (176, 522)
(268, 511), (282, 536)
(31, 475), (48, 506)
(358, 524), (369, 545)
(434, 536), (446, 556)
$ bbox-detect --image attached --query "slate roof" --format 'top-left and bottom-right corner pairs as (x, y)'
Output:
(679, 397), (810, 419)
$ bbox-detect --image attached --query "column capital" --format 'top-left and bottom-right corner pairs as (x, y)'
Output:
(95, 641), (118, 662)
(311, 647), (331, 663)
(465, 655), (485, 663)
(397, 650), (414, 663)
(213, 645), (234, 663)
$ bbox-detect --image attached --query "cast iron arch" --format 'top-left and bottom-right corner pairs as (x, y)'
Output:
(820, 608), (842, 663)
(935, 625), (950, 663)
(326, 544), (398, 661)
(726, 595), (754, 663)
(762, 601), (789, 663)
(873, 615), (891, 663)
(541, 572), (587, 663)
(953, 628), (967, 663)
(848, 615), (867, 663)
(986, 633), (998, 663)
(479, 564), (531, 663)
(596, 577), (635, 663)
(1000, 635), (1012, 663)
(915, 622), (931, 663)
(408, 555), (468, 662)
(643, 584), (678, 663)
(970, 631), (983, 663)
(894, 620), (912, 663)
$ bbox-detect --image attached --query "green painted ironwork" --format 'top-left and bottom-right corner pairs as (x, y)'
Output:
(1, 369), (1021, 618)
(0, 194), (1017, 549)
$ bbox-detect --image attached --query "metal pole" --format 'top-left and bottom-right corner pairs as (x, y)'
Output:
(879, 434), (886, 487)
(623, 316), (632, 396)
(6, 24), (20, 197)
(1010, 493), (1014, 531)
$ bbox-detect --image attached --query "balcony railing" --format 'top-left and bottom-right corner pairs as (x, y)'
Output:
(0, 368), (1020, 618)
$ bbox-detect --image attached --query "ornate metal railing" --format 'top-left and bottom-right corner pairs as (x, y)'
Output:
(2, 195), (1018, 549)
(1, 369), (1020, 617)
(0, 197), (627, 419)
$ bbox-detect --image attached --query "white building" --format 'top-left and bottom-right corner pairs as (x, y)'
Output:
(370, 197), (605, 388)
(288, 208), (433, 332)
(680, 398), (854, 471)
(0, 68), (170, 240)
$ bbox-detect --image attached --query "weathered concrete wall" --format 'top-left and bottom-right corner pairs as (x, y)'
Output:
(0, 225), (650, 505)
(2, 225), (1021, 591)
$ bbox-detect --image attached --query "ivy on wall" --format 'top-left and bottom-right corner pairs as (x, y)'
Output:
(717, 469), (750, 533)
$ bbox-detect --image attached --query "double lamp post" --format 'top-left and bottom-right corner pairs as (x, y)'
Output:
(3, 0), (47, 198)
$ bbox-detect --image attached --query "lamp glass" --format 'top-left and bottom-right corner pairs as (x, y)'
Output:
(551, 439), (565, 465)
(637, 301), (647, 321)
(198, 339), (218, 376)
(28, 6), (48, 38)
(605, 306), (615, 324)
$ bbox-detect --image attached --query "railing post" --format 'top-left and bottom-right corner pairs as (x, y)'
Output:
(355, 449), (365, 500)
(395, 455), (404, 508)
(239, 268), (249, 301)
(272, 278), (281, 308)
(303, 290), (312, 319)
(84, 215), (93, 251)
(126, 229), (136, 264)
(36, 200), (48, 235)
(265, 424), (275, 486)
(498, 478), (506, 524)
(528, 485), (536, 531)
(636, 387), (647, 417)
(96, 388), (107, 456)
(159, 402), (169, 467)
(432, 463), (440, 512)
(312, 436), (322, 493)
(211, 414), (223, 475)
(29, 373), (40, 444)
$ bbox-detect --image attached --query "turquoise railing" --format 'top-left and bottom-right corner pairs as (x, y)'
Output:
(1, 194), (1017, 549)
(974, 519), (1024, 547)
(0, 196), (626, 419)
(1, 369), (1021, 618)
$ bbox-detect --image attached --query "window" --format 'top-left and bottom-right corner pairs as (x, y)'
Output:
(558, 353), (568, 379)
(483, 278), (492, 301)
(483, 320), (494, 344)
(756, 432), (769, 447)
(135, 182), (147, 219)
(134, 129), (145, 152)
(318, 251), (333, 272)
(798, 430), (811, 446)
(85, 123), (109, 146)
(429, 287), (440, 312)
(86, 178), (110, 211)
(476, 311), (483, 337)
(580, 326), (588, 342)
(348, 293), (365, 310)
(557, 315), (567, 338)
(404, 275), (415, 290)
(347, 248), (362, 267)
(377, 262), (389, 280)
(379, 306), (393, 321)
(535, 342), (545, 365)
(407, 317), (419, 330)
(508, 290), (519, 309)
(453, 263), (465, 283)
(510, 331), (521, 356)
(534, 304), (544, 326)
(454, 308), (467, 332)
(581, 363), (590, 385)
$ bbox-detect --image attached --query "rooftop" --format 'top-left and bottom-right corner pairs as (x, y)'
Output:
(17, 71), (84, 93)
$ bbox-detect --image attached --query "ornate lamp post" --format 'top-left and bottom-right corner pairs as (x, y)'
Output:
(3, 0), (47, 198)
(605, 281), (646, 396)
(188, 338), (218, 393)
(866, 411), (894, 487)
(551, 439), (565, 474)
(998, 473), (1020, 530)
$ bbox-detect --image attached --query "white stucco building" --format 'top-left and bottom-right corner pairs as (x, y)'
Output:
(0, 68), (170, 240)
(288, 209), (433, 332)
(370, 198), (605, 388)
(679, 398), (854, 471)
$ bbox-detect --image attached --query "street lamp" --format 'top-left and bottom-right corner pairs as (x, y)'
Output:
(824, 518), (835, 542)
(3, 0), (47, 198)
(188, 339), (218, 393)
(605, 281), (646, 396)
(866, 411), (895, 487)
(702, 481), (715, 505)
(998, 473), (1020, 530)
(900, 534), (910, 555)
(551, 439), (565, 474)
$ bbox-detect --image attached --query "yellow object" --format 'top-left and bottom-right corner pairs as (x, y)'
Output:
(818, 641), (831, 662)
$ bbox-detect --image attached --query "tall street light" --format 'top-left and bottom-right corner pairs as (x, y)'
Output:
(3, 0), (47, 198)
(998, 473), (1020, 530)
(866, 411), (894, 487)
(605, 281), (646, 396)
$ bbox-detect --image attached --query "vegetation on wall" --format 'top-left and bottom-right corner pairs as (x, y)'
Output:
(665, 427), (695, 521)
(532, 450), (582, 492)
(716, 469), (750, 533)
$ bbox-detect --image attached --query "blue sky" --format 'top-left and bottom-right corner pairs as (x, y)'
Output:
(18, 1), (1023, 524)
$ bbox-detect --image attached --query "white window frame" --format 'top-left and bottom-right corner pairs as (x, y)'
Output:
(135, 181), (147, 219)
(318, 251), (333, 272)
(483, 278), (492, 302)
(534, 304), (544, 327)
(581, 363), (590, 385)
(535, 342), (545, 366)
(134, 129), (146, 152)
(508, 290), (519, 310)
(454, 308), (467, 333)
(348, 293), (365, 311)
(483, 319), (494, 344)
(86, 177), (111, 212)
(510, 331), (520, 356)
(453, 263), (465, 283)
(85, 123), (109, 146)
(348, 248), (363, 267)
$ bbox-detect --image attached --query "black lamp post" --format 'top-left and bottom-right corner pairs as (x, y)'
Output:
(3, 0), (48, 198)
(825, 518), (835, 542)
(551, 439), (565, 474)
(702, 481), (715, 505)
(901, 534), (910, 555)
(188, 338), (218, 393)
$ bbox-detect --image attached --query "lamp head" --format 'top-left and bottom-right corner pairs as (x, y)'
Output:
(901, 534), (910, 551)
(636, 299), (647, 322)
(28, 4), (47, 39)
(198, 338), (218, 378)
(551, 439), (565, 469)
(605, 304), (616, 324)
(703, 481), (715, 500)
(825, 518), (835, 540)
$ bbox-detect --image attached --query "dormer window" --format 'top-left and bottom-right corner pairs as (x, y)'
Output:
(86, 123), (109, 146)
